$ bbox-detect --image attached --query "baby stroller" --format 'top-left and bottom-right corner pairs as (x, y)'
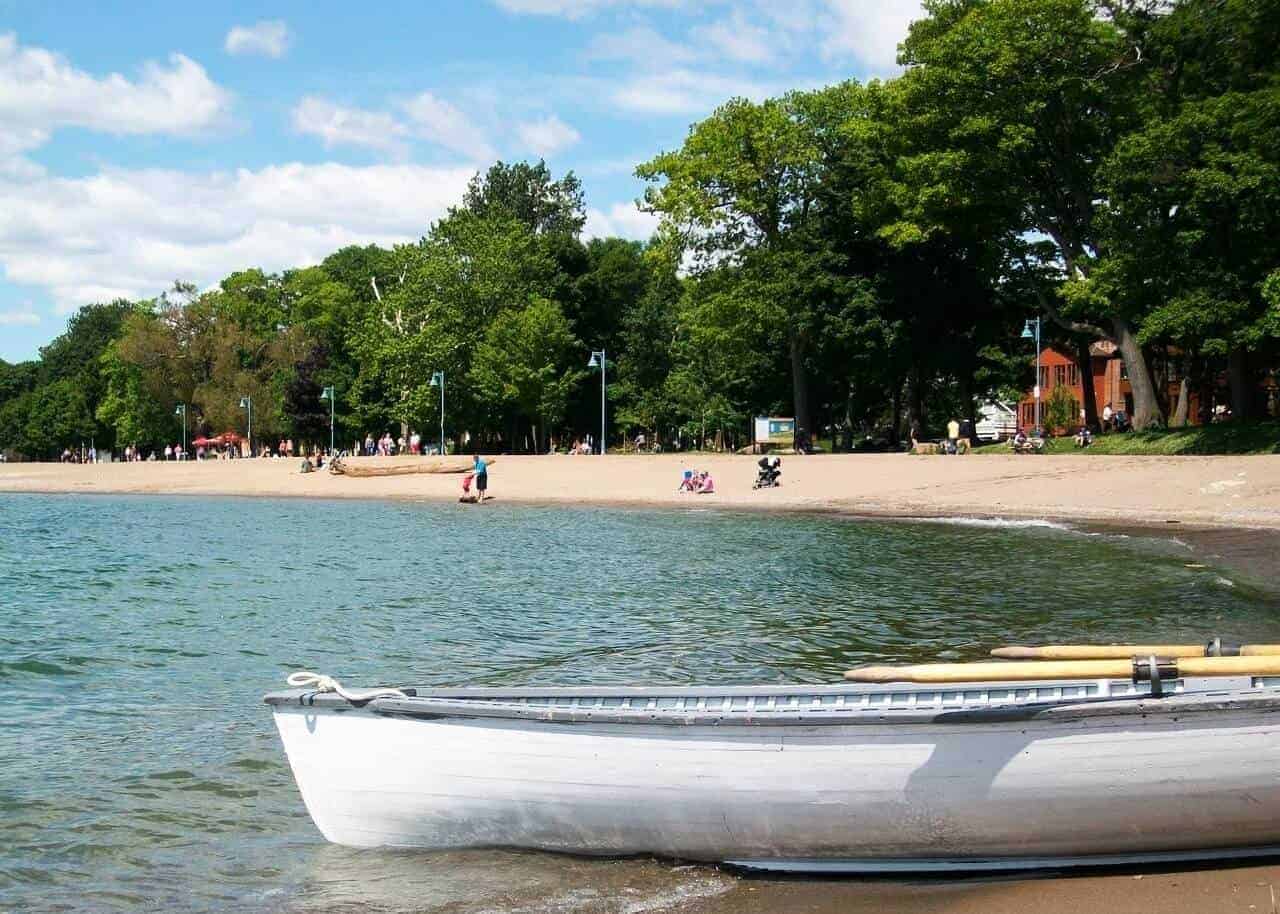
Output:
(754, 455), (782, 489)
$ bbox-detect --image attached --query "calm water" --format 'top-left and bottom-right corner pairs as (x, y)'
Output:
(2, 493), (1277, 913)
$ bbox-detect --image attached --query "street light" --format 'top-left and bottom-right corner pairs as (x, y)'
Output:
(587, 349), (606, 455)
(238, 395), (252, 456)
(319, 386), (335, 456)
(1022, 317), (1042, 434)
(174, 403), (186, 458)
(429, 371), (445, 455)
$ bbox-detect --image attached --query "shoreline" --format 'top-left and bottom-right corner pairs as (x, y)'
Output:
(3, 452), (1280, 529)
(6, 452), (1280, 526)
(6, 453), (1280, 594)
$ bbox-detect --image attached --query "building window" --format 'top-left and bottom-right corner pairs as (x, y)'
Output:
(1039, 367), (1049, 389)
(1068, 364), (1079, 386)
(1055, 365), (1066, 387)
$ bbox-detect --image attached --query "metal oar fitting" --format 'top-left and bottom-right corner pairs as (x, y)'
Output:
(1204, 638), (1242, 657)
(1131, 655), (1178, 697)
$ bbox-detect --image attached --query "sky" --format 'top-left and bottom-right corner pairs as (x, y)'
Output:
(0, 0), (923, 362)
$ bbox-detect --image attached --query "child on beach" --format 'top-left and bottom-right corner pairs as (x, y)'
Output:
(459, 471), (476, 503)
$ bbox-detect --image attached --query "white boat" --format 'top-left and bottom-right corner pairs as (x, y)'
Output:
(265, 674), (1280, 873)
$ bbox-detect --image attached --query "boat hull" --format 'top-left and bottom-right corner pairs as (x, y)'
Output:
(270, 686), (1280, 870)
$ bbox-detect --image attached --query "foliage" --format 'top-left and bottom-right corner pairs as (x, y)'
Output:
(469, 297), (583, 451)
(3, 1), (1278, 458)
(976, 421), (1280, 456)
(1044, 383), (1079, 434)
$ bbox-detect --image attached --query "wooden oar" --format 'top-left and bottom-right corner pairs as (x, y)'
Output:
(991, 643), (1280, 660)
(845, 655), (1280, 683)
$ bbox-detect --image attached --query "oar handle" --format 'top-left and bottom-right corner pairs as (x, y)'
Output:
(845, 654), (1280, 684)
(991, 642), (1280, 660)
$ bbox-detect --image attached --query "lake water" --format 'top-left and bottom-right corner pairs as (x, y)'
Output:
(3, 493), (1278, 913)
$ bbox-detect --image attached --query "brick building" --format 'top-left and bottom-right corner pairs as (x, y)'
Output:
(1017, 341), (1133, 433)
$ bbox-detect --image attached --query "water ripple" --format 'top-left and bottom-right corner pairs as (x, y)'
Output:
(1, 492), (1276, 913)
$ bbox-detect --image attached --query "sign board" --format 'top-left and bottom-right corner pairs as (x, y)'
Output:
(753, 416), (795, 446)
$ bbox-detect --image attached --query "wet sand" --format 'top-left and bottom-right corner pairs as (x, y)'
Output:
(8, 453), (1280, 913)
(692, 862), (1280, 914)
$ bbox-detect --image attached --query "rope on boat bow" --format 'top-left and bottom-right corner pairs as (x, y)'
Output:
(286, 671), (407, 704)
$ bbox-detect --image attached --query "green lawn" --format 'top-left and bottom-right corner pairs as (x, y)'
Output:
(972, 420), (1280, 456)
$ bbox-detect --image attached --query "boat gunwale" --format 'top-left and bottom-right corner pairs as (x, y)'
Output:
(264, 678), (1280, 727)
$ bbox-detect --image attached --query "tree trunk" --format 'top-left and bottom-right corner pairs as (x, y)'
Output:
(888, 379), (903, 449)
(906, 369), (925, 443)
(958, 367), (977, 439)
(1170, 379), (1190, 428)
(1112, 317), (1162, 429)
(1075, 337), (1099, 431)
(1151, 348), (1170, 419)
(788, 330), (811, 443)
(1228, 347), (1251, 421)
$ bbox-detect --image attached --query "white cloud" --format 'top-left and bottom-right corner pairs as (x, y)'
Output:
(584, 202), (660, 240)
(0, 162), (474, 313)
(820, 1), (923, 73)
(611, 69), (777, 115)
(515, 115), (581, 157)
(224, 20), (291, 58)
(291, 96), (407, 154)
(586, 26), (696, 66)
(493, 0), (683, 19)
(0, 32), (232, 154)
(400, 92), (495, 161)
(0, 303), (39, 326)
(693, 11), (776, 64)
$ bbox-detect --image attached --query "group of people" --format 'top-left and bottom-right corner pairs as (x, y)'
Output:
(1099, 403), (1131, 433)
(459, 454), (491, 503)
(1011, 428), (1047, 454)
(60, 447), (99, 463)
(567, 435), (595, 455)
(677, 469), (716, 494)
(362, 432), (430, 456)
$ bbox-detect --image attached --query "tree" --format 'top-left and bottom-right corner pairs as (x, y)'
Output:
(34, 300), (136, 448)
(898, 0), (1166, 428)
(1085, 0), (1280, 420)
(639, 94), (824, 435)
(469, 297), (583, 452)
(24, 378), (95, 457)
(353, 210), (560, 440)
(96, 341), (174, 448)
(462, 160), (586, 237)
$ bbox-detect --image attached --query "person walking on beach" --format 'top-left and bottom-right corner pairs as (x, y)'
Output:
(472, 453), (489, 502)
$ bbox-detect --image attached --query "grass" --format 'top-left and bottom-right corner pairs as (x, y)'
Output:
(972, 420), (1280, 456)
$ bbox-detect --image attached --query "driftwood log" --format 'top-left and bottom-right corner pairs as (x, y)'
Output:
(329, 456), (478, 477)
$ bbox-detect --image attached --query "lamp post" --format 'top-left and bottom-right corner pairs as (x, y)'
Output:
(1022, 317), (1042, 434)
(174, 403), (186, 459)
(587, 349), (606, 455)
(238, 395), (252, 456)
(429, 371), (445, 455)
(319, 386), (335, 455)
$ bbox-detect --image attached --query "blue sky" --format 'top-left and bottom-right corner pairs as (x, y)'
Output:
(0, 0), (922, 362)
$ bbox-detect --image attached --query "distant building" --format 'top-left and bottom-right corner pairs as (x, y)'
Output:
(1017, 341), (1213, 431)
(1018, 341), (1151, 432)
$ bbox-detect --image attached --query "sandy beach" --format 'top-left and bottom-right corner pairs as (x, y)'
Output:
(4, 452), (1280, 530)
